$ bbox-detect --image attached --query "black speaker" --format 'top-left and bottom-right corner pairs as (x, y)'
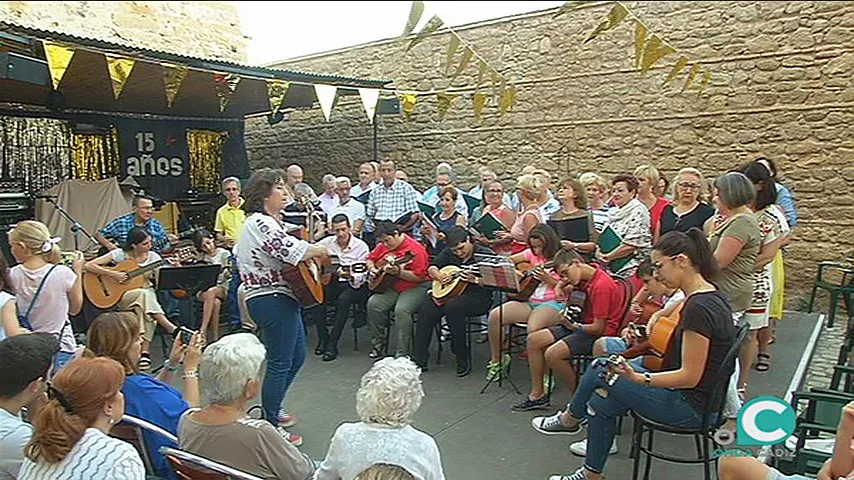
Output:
(0, 52), (49, 86)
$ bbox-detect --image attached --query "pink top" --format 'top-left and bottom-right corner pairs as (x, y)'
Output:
(510, 207), (544, 254)
(522, 248), (560, 303)
(484, 204), (513, 255)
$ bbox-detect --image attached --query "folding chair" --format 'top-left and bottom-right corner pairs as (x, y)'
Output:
(112, 414), (178, 475)
(161, 446), (264, 480)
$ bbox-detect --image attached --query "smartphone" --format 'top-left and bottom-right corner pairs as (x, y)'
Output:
(178, 326), (197, 345)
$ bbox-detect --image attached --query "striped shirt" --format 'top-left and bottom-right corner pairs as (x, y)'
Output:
(19, 428), (144, 480)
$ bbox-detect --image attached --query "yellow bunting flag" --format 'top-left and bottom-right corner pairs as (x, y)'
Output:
(584, 3), (628, 44)
(406, 15), (444, 52)
(499, 84), (517, 115)
(436, 92), (457, 120)
(452, 47), (474, 79)
(444, 36), (461, 75)
(213, 73), (241, 112)
(105, 55), (136, 100)
(402, 0), (425, 36)
(475, 60), (488, 89)
(681, 64), (700, 92)
(663, 55), (689, 86)
(473, 92), (489, 119)
(266, 79), (290, 114)
(634, 22), (647, 69)
(42, 41), (75, 90)
(161, 63), (188, 108)
(491, 71), (502, 99)
(553, 0), (587, 19)
(640, 34), (677, 75)
(699, 70), (712, 94)
(400, 93), (418, 121)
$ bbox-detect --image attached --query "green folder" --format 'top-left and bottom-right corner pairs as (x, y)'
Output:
(355, 189), (372, 205)
(417, 201), (436, 218)
(462, 193), (480, 217)
(597, 225), (631, 272)
(472, 211), (508, 240)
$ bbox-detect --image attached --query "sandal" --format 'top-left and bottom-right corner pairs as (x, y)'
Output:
(755, 353), (771, 372)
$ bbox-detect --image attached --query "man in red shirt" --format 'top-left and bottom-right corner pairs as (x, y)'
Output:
(366, 221), (430, 358)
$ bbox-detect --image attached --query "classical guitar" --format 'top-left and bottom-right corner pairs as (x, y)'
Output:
(83, 246), (196, 309)
(619, 302), (684, 371)
(507, 260), (555, 302)
(368, 251), (416, 293)
(283, 198), (326, 306)
(430, 265), (481, 306)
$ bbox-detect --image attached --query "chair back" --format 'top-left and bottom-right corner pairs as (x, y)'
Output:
(113, 414), (179, 475)
(161, 447), (264, 480)
(705, 324), (749, 425)
(613, 275), (640, 334)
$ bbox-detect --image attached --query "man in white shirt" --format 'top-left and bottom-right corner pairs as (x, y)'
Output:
(350, 162), (378, 200)
(318, 174), (340, 215)
(330, 176), (366, 238)
(421, 163), (467, 215)
(312, 214), (370, 361)
(0, 333), (59, 480)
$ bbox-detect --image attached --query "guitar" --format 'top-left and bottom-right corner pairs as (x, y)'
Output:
(430, 265), (481, 306)
(507, 261), (555, 301)
(619, 302), (684, 371)
(282, 198), (327, 306)
(368, 251), (416, 292)
(83, 246), (196, 309)
(319, 255), (369, 285)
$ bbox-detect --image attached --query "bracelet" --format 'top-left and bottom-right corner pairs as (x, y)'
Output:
(643, 372), (652, 387)
(163, 359), (180, 372)
(182, 370), (198, 379)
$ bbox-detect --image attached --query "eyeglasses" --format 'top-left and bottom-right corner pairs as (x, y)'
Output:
(487, 189), (503, 193)
(678, 182), (701, 190)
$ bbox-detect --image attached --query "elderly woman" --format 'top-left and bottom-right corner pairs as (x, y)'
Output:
(705, 172), (760, 396)
(178, 333), (315, 480)
(471, 179), (517, 255)
(503, 174), (546, 254)
(579, 172), (611, 234)
(598, 174), (651, 278)
(316, 357), (445, 480)
(634, 165), (670, 235)
(87, 311), (202, 480)
(319, 174), (340, 215)
(547, 178), (598, 257)
(656, 168), (715, 243)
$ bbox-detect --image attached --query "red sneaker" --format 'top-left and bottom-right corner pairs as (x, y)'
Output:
(279, 413), (300, 428)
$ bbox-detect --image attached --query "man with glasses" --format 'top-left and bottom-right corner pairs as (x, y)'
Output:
(96, 195), (176, 253)
(214, 177), (246, 248)
(413, 226), (494, 377)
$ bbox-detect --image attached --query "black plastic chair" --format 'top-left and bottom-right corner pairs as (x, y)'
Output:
(630, 324), (749, 480)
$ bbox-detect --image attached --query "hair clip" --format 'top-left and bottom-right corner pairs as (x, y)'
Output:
(41, 237), (62, 253)
(46, 382), (73, 413)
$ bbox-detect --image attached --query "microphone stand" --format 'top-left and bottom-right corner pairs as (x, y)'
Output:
(38, 196), (99, 252)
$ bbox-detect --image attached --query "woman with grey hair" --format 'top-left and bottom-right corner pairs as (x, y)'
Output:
(316, 357), (445, 480)
(178, 333), (315, 479)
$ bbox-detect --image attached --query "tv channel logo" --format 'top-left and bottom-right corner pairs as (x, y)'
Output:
(736, 396), (796, 446)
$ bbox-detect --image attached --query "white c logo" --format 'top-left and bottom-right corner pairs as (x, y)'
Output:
(741, 399), (788, 444)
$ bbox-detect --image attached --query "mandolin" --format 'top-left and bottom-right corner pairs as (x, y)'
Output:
(507, 260), (555, 301)
(368, 251), (415, 293)
(619, 302), (684, 371)
(83, 247), (196, 309)
(430, 265), (481, 306)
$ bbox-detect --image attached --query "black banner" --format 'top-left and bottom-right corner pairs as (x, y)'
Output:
(116, 119), (190, 200)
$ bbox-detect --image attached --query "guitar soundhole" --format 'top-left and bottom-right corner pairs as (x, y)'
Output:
(96, 277), (109, 296)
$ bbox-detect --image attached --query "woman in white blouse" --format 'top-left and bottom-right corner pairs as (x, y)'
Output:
(316, 357), (445, 480)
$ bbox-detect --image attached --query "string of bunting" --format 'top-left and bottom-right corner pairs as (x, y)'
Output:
(556, 0), (712, 94)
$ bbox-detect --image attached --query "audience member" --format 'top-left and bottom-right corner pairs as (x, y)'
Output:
(0, 254), (16, 341)
(320, 174), (341, 215)
(657, 168), (714, 243)
(579, 172), (611, 233)
(634, 165), (670, 235)
(214, 176), (246, 247)
(600, 174), (651, 278)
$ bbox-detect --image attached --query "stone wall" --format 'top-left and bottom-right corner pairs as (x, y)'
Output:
(0, 1), (248, 62)
(245, 1), (854, 308)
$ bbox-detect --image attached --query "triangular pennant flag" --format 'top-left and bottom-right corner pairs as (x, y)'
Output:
(681, 64), (700, 93)
(161, 63), (189, 108)
(267, 79), (290, 114)
(699, 70), (712, 94)
(105, 54), (136, 100)
(584, 3), (629, 43)
(402, 0), (425, 36)
(213, 73), (241, 112)
(452, 47), (474, 79)
(640, 34), (677, 75)
(406, 15), (444, 52)
(475, 60), (488, 89)
(491, 71), (502, 99)
(634, 22), (647, 69)
(500, 84), (517, 115)
(445, 36), (461, 75)
(42, 41), (75, 90)
(358, 88), (380, 123)
(436, 92), (457, 120)
(473, 92), (489, 119)
(663, 56), (689, 86)
(314, 84), (338, 122)
(400, 93), (418, 121)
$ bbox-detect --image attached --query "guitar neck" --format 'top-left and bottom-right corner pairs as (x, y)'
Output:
(127, 259), (166, 279)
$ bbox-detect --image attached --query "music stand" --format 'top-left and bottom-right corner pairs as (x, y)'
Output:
(476, 257), (523, 395)
(156, 265), (221, 328)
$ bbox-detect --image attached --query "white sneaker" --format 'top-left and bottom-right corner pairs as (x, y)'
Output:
(569, 437), (618, 456)
(549, 467), (587, 480)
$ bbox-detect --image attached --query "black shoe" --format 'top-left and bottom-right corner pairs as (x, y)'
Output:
(322, 346), (338, 362)
(455, 359), (471, 377)
(511, 395), (550, 412)
(314, 345), (325, 356)
(368, 347), (385, 359)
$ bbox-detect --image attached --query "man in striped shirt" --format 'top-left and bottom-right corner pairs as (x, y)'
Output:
(365, 160), (421, 238)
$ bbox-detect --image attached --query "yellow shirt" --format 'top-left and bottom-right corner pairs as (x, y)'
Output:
(214, 198), (246, 242)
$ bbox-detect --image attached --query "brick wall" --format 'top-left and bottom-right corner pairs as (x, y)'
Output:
(0, 0), (248, 62)
(248, 1), (854, 308)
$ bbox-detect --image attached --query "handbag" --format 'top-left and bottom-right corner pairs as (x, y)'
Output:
(18, 264), (59, 331)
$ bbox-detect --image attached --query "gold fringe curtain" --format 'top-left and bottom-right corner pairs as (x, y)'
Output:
(188, 129), (225, 192)
(72, 129), (120, 181)
(0, 116), (73, 193)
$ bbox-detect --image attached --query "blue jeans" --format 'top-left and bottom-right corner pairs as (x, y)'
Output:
(568, 359), (710, 474)
(247, 293), (306, 426)
(228, 273), (242, 329)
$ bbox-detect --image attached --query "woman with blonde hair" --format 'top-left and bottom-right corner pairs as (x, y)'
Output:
(6, 220), (83, 371)
(656, 168), (715, 243)
(316, 357), (445, 480)
(634, 165), (670, 235)
(19, 357), (145, 480)
(503, 174), (546, 254)
(579, 172), (610, 233)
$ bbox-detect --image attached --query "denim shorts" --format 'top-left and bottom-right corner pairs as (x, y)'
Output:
(548, 327), (597, 355)
(604, 337), (628, 355)
(529, 300), (565, 312)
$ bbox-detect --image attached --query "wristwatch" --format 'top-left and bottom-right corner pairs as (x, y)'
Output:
(643, 372), (652, 387)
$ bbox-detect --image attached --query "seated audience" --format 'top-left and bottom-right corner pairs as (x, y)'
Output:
(315, 357), (445, 480)
(179, 333), (315, 480)
(87, 312), (202, 480)
(19, 357), (145, 480)
(193, 229), (232, 343)
(0, 333), (59, 480)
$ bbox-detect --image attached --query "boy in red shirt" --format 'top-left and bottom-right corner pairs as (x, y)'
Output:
(366, 221), (430, 358)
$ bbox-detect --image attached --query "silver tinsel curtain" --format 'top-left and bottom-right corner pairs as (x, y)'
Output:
(0, 116), (74, 193)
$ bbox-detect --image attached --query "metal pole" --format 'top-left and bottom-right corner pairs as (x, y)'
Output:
(372, 118), (378, 163)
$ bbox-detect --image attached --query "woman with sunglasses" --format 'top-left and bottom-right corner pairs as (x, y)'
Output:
(656, 168), (715, 243)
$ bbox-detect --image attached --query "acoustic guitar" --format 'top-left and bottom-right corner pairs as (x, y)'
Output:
(83, 246), (196, 309)
(430, 265), (481, 306)
(507, 261), (554, 302)
(368, 251), (416, 292)
(619, 302), (684, 371)
(319, 255), (369, 285)
(281, 198), (327, 306)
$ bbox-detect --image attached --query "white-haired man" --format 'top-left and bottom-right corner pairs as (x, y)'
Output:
(351, 162), (378, 199)
(214, 177), (245, 247)
(318, 174), (339, 215)
(468, 167), (512, 208)
(330, 176), (366, 237)
(178, 333), (315, 477)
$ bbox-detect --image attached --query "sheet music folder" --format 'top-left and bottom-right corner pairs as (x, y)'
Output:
(473, 254), (520, 292)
